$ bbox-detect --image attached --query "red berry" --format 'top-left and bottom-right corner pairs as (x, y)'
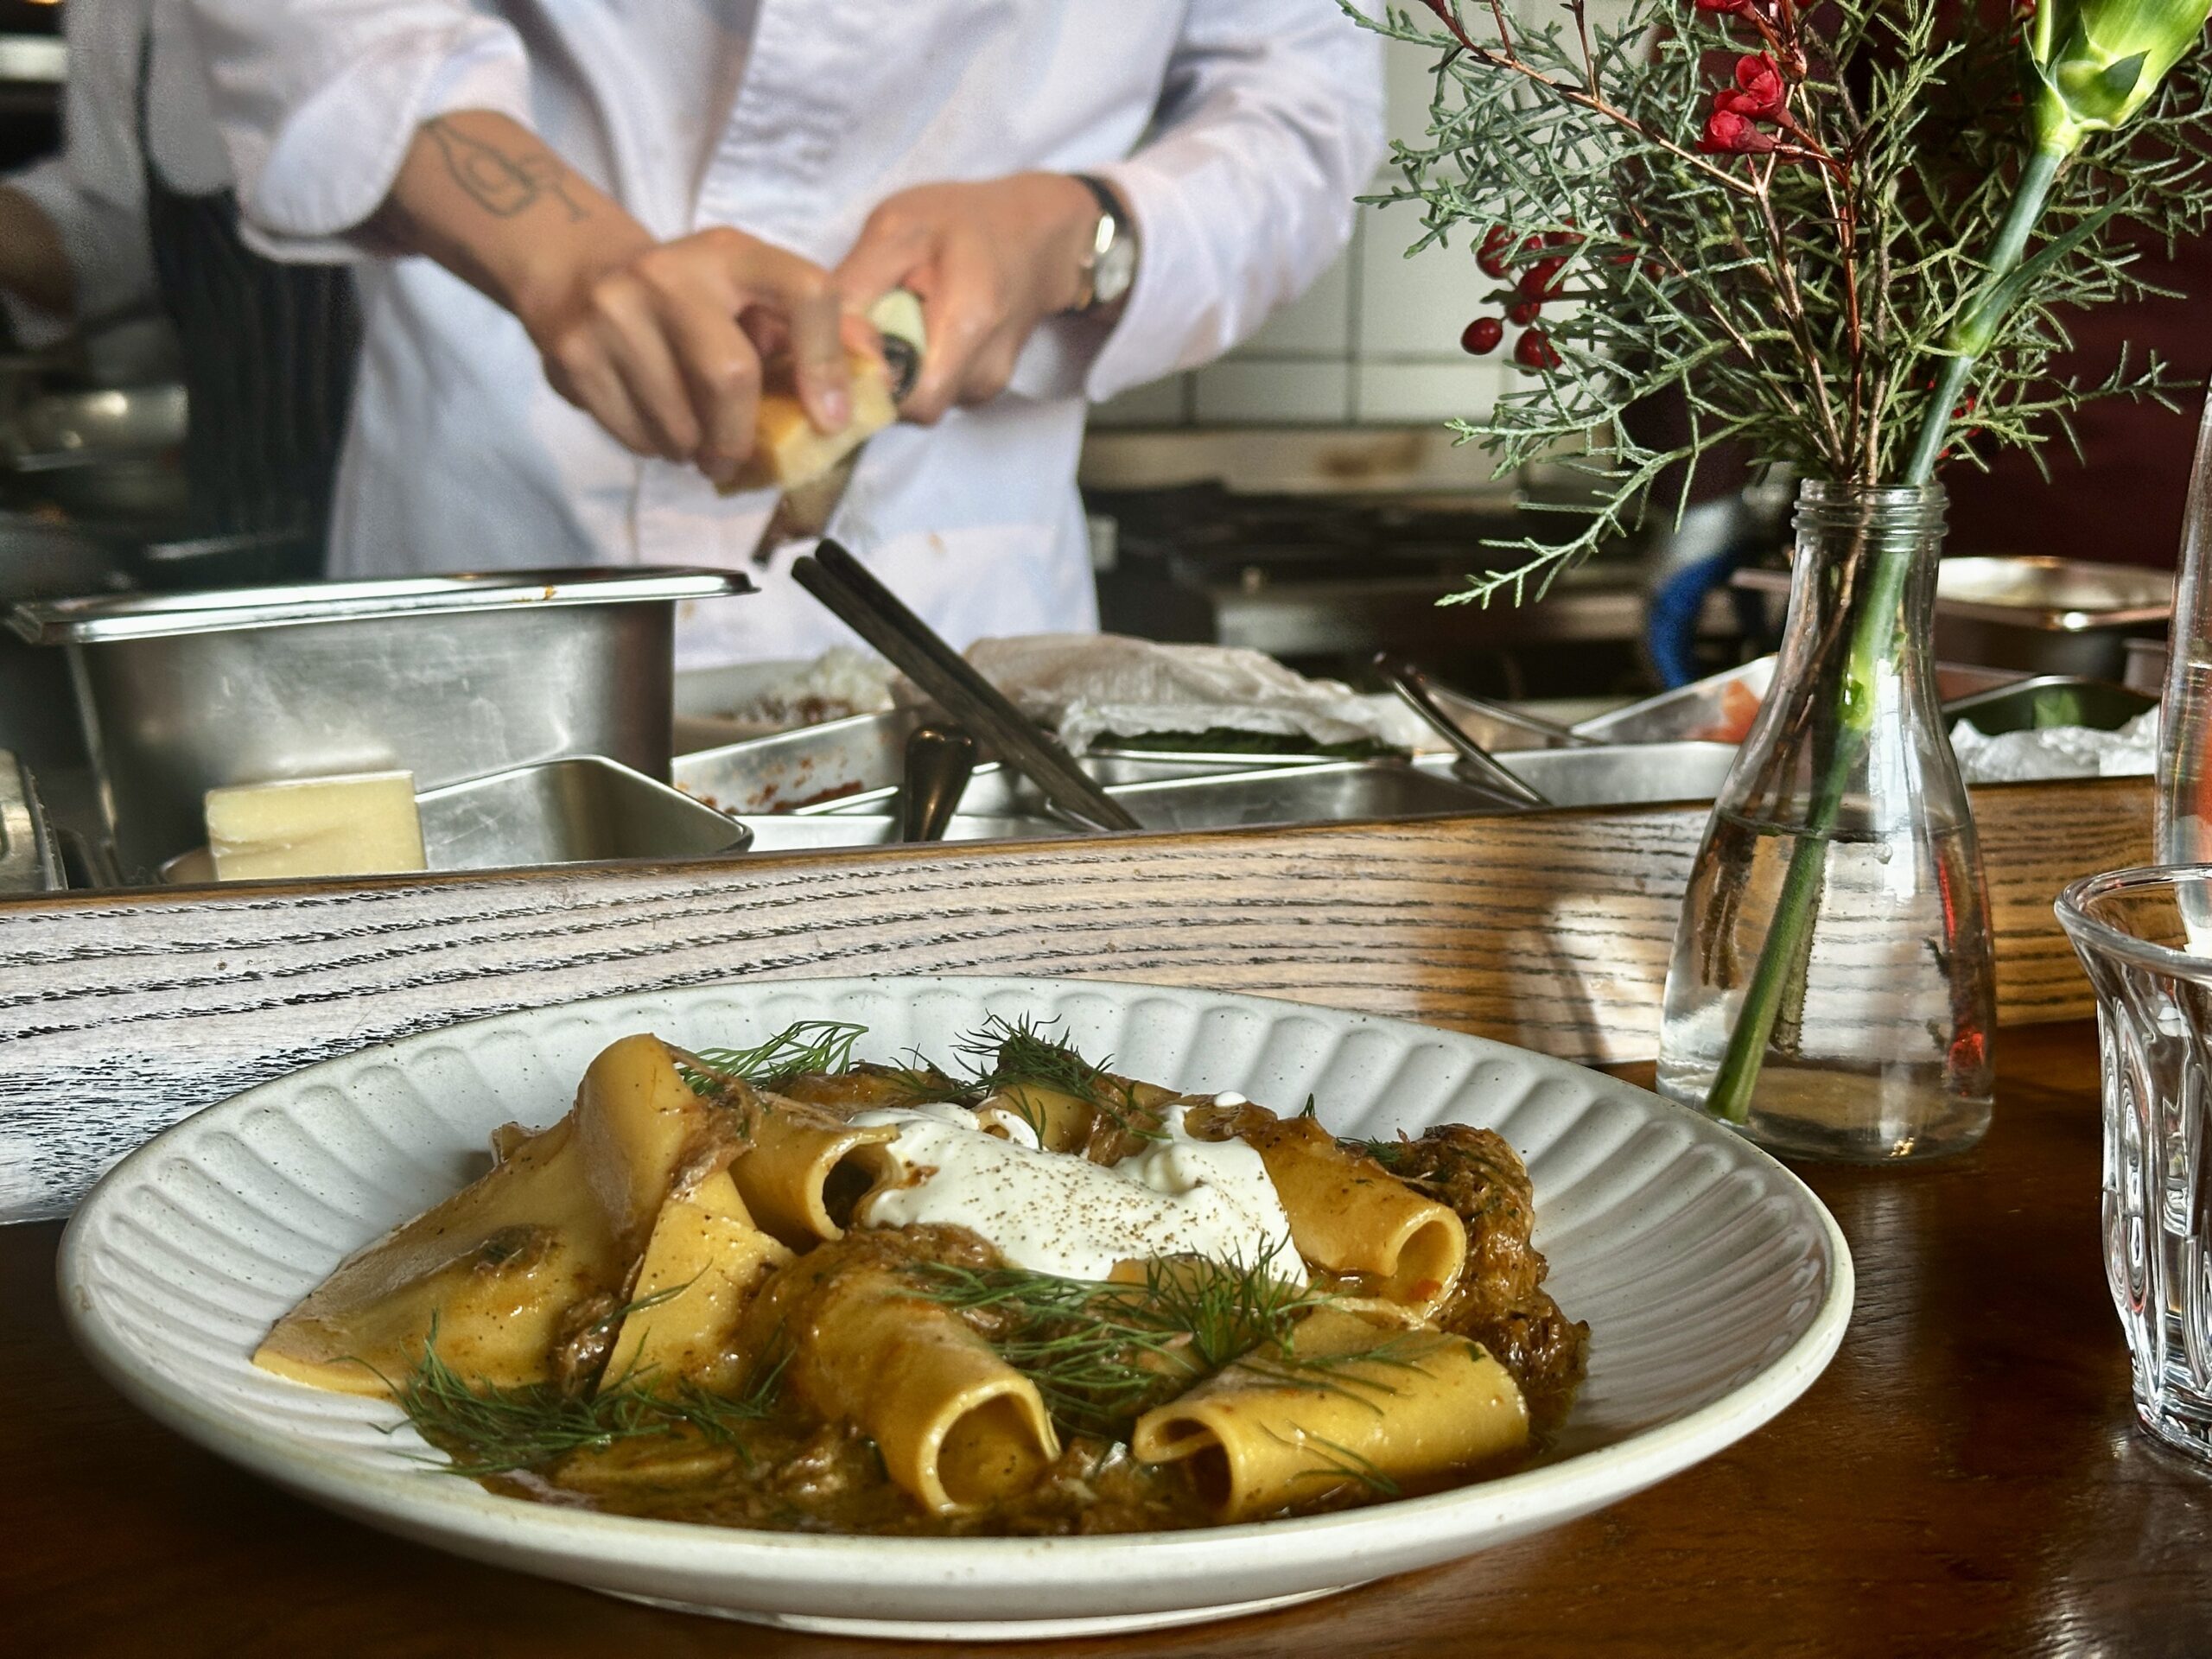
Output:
(1518, 256), (1567, 298)
(1507, 298), (1543, 326)
(1460, 316), (1505, 355)
(1544, 221), (1580, 247)
(1515, 328), (1561, 371)
(1477, 226), (1512, 279)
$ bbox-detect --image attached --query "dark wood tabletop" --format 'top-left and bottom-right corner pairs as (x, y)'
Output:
(6, 1019), (2207, 1659)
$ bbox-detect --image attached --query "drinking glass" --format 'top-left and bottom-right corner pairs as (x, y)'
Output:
(2057, 864), (2212, 1464)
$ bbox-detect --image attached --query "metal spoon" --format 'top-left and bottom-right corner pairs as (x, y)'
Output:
(899, 723), (979, 842)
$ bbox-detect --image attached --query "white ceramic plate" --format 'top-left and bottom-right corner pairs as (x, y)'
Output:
(61, 976), (1851, 1641)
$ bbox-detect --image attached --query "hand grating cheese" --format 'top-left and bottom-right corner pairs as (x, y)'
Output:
(205, 771), (427, 881)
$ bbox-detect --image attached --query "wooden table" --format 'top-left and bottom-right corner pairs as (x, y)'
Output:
(6, 1020), (2207, 1657)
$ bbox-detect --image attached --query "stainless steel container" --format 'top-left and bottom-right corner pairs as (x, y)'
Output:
(1485, 741), (1741, 807)
(162, 756), (750, 882)
(1737, 557), (2173, 677)
(1569, 655), (2021, 745)
(672, 714), (1312, 819)
(734, 812), (1072, 851)
(1099, 760), (1503, 832)
(12, 567), (749, 880)
(673, 709), (925, 815)
(1940, 675), (2156, 736)
(416, 758), (752, 870)
(0, 752), (62, 894)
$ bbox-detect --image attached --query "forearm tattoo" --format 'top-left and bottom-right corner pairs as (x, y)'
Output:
(424, 118), (588, 222)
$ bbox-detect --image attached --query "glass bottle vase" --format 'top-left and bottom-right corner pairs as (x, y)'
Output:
(1656, 481), (1996, 1161)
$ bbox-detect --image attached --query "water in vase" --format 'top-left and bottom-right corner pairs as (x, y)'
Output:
(1656, 806), (1996, 1160)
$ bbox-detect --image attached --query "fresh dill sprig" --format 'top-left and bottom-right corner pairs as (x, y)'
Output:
(953, 1014), (1164, 1142)
(675, 1020), (869, 1096)
(1268, 1427), (1402, 1499)
(914, 1243), (1405, 1440)
(382, 1317), (785, 1476)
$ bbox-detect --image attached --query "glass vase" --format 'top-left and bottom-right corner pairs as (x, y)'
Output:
(1656, 481), (1996, 1161)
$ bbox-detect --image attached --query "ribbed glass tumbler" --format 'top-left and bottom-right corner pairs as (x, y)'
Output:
(2057, 865), (2212, 1465)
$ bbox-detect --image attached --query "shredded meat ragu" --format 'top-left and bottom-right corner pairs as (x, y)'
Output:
(1357, 1123), (1588, 1427)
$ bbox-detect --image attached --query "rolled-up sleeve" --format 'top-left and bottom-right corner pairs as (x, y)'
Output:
(187, 0), (534, 258)
(1084, 0), (1385, 400)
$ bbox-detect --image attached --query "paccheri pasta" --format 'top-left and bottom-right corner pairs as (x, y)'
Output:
(255, 1015), (1587, 1535)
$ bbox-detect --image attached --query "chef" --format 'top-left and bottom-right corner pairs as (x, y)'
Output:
(186, 2), (1383, 665)
(0, 0), (358, 557)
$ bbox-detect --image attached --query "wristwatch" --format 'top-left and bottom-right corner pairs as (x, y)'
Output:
(1068, 174), (1138, 315)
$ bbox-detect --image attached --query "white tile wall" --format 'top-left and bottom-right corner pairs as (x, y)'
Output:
(1089, 16), (1524, 432)
(1192, 359), (1353, 424)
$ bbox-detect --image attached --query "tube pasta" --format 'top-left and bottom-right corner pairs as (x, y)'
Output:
(1241, 1118), (1468, 1315)
(741, 1237), (1060, 1515)
(257, 1020), (1584, 1537)
(727, 1087), (899, 1246)
(602, 1168), (794, 1390)
(1130, 1307), (1529, 1522)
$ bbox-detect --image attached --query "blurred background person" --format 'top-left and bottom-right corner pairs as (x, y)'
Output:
(0, 0), (356, 568)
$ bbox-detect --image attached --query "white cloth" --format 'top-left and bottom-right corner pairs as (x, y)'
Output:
(184, 0), (1384, 665)
(956, 634), (1436, 754)
(3, 0), (232, 344)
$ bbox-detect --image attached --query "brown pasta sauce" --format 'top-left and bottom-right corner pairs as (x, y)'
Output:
(442, 1122), (1586, 1535)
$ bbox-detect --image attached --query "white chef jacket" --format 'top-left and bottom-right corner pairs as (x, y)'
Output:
(187, 2), (1384, 665)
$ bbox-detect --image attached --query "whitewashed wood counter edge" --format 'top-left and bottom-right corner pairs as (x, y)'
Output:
(0, 779), (2145, 1223)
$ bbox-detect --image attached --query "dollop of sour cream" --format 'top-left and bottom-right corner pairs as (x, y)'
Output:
(847, 1101), (1302, 1283)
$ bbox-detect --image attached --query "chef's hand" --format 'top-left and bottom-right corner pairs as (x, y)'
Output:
(375, 111), (855, 486)
(834, 174), (1105, 424)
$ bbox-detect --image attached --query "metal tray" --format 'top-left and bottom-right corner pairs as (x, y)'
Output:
(674, 710), (926, 815)
(0, 753), (62, 894)
(1478, 741), (1740, 808)
(1941, 676), (2157, 736)
(417, 757), (751, 871)
(162, 757), (750, 883)
(1570, 656), (2022, 746)
(674, 714), (1313, 819)
(1097, 760), (1505, 832)
(10, 567), (746, 644)
(734, 812), (1072, 851)
(13, 567), (750, 880)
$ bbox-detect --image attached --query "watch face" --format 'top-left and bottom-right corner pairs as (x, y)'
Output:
(1095, 233), (1137, 307)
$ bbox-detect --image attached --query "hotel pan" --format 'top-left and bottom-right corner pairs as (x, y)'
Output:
(11, 567), (748, 880)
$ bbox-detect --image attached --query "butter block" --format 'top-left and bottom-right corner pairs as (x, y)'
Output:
(206, 772), (427, 881)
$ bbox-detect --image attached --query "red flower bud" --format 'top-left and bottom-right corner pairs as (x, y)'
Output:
(1515, 328), (1561, 371)
(1699, 108), (1781, 154)
(1694, 0), (1754, 12)
(1461, 316), (1504, 355)
(1716, 54), (1788, 119)
(1477, 226), (1513, 280)
(1507, 297), (1543, 325)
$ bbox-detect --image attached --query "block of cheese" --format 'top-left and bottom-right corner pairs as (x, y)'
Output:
(721, 349), (897, 495)
(205, 772), (428, 882)
(720, 291), (925, 495)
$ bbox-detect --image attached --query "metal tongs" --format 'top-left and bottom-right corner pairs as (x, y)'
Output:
(1373, 653), (1551, 809)
(791, 541), (1140, 832)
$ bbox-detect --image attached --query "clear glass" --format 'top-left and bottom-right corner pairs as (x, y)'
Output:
(1656, 481), (1997, 1160)
(2157, 396), (2212, 868)
(2057, 865), (2212, 1466)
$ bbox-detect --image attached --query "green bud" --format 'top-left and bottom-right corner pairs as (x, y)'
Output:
(2028, 0), (2212, 153)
